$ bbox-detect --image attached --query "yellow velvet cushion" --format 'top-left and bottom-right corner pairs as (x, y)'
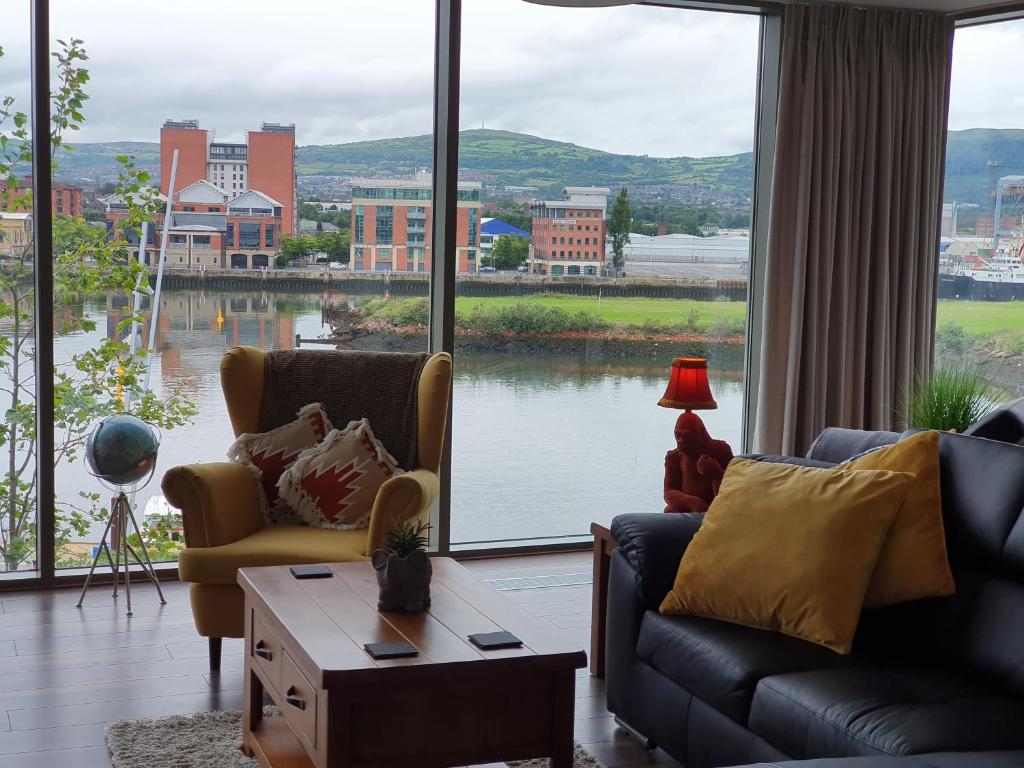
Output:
(659, 458), (913, 653)
(842, 431), (954, 607)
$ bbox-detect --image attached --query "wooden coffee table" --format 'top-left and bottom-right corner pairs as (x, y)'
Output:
(238, 558), (587, 768)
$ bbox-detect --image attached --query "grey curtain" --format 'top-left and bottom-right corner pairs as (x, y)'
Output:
(753, 3), (954, 456)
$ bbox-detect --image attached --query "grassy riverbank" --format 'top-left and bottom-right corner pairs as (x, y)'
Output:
(358, 294), (1021, 344)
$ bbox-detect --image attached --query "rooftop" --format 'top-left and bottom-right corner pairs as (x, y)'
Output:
(352, 175), (482, 191)
(532, 199), (607, 210)
(163, 119), (201, 130)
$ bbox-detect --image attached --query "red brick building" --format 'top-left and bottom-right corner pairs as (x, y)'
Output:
(0, 175), (84, 218)
(528, 186), (609, 276)
(159, 119), (296, 235)
(350, 172), (482, 273)
(103, 179), (284, 270)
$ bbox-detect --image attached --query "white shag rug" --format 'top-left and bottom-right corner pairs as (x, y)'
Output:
(105, 709), (606, 767)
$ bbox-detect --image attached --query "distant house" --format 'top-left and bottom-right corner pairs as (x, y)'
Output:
(0, 212), (33, 258)
(480, 217), (529, 254)
(299, 218), (340, 235)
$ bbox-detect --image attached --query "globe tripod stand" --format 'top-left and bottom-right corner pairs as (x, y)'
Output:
(76, 490), (166, 616)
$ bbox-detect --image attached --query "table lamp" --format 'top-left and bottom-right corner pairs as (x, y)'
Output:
(658, 357), (717, 418)
(658, 357), (733, 514)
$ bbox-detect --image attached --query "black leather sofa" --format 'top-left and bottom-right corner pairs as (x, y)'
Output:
(605, 430), (1024, 767)
(964, 396), (1024, 445)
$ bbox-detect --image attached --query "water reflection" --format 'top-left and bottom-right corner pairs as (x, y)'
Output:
(451, 353), (743, 545)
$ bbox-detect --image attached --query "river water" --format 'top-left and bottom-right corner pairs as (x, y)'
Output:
(52, 288), (745, 554)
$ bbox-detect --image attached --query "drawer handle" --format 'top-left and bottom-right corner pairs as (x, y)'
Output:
(254, 641), (273, 661)
(285, 686), (306, 711)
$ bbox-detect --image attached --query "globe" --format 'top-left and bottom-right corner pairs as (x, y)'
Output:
(85, 415), (159, 487)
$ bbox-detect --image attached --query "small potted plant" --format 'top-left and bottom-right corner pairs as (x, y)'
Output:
(371, 520), (431, 613)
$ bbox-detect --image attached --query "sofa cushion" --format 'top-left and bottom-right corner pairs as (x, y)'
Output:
(636, 612), (852, 723)
(748, 668), (1024, 759)
(179, 525), (368, 585)
(659, 458), (913, 653)
(841, 431), (955, 608)
(805, 428), (901, 464)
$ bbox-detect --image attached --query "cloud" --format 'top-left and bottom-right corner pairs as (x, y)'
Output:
(948, 20), (1024, 132)
(0, 1), (755, 158)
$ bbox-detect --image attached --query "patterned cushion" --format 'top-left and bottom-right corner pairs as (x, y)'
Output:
(227, 403), (332, 523)
(278, 419), (402, 530)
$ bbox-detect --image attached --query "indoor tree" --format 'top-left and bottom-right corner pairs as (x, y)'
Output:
(0, 39), (196, 572)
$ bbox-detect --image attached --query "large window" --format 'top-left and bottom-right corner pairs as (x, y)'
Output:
(18, 0), (436, 576)
(0, 16), (38, 577)
(4, 0), (778, 581)
(375, 205), (394, 245)
(449, 0), (761, 548)
(936, 20), (1024, 404)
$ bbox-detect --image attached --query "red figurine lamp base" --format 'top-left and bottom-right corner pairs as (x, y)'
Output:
(659, 358), (734, 514)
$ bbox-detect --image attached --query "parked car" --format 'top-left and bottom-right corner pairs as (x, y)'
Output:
(328, 262), (346, 270)
(479, 266), (497, 273)
(517, 265), (528, 273)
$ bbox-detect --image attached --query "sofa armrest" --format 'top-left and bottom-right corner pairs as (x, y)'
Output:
(610, 512), (704, 609)
(365, 469), (440, 554)
(161, 462), (265, 549)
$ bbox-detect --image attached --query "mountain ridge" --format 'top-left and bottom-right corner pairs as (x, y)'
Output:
(48, 127), (1024, 209)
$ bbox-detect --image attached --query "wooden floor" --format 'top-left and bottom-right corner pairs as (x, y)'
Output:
(0, 552), (682, 768)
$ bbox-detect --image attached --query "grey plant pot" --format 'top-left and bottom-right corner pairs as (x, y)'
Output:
(371, 549), (432, 613)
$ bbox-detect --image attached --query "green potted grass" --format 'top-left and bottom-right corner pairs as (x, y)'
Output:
(371, 520), (431, 613)
(907, 362), (998, 433)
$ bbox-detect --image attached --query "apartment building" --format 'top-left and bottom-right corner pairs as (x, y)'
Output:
(350, 172), (482, 273)
(528, 186), (609, 276)
(103, 179), (283, 270)
(159, 119), (297, 235)
(0, 175), (84, 218)
(0, 212), (32, 258)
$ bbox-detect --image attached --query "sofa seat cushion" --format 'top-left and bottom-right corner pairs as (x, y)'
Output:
(730, 751), (1024, 768)
(179, 525), (368, 585)
(636, 611), (852, 723)
(749, 668), (1024, 759)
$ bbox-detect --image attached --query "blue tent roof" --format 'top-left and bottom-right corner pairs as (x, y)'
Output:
(481, 218), (529, 238)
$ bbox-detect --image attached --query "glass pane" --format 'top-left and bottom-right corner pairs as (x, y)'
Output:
(47, 1), (434, 568)
(0, 5), (38, 576)
(935, 21), (1024, 421)
(451, 1), (760, 548)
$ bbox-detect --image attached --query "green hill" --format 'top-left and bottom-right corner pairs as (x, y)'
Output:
(298, 129), (754, 199)
(49, 127), (1024, 209)
(941, 128), (1024, 205)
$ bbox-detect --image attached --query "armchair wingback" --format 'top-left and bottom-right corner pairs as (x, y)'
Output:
(162, 346), (452, 668)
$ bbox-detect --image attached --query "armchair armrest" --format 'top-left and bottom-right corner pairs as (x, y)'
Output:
(611, 512), (704, 609)
(365, 469), (440, 554)
(161, 462), (265, 549)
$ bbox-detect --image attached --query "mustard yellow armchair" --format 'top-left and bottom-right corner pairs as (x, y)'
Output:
(162, 346), (451, 670)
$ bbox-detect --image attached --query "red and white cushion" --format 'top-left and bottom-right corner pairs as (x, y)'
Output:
(277, 418), (402, 531)
(227, 403), (332, 523)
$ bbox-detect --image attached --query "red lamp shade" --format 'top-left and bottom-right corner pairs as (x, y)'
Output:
(658, 357), (717, 410)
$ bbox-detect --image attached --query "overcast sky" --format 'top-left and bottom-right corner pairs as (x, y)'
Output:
(0, 2), (1020, 159)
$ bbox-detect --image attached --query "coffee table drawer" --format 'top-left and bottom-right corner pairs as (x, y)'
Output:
(281, 650), (318, 752)
(250, 611), (282, 692)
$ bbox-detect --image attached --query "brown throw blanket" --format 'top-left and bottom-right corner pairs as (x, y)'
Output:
(258, 349), (429, 470)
